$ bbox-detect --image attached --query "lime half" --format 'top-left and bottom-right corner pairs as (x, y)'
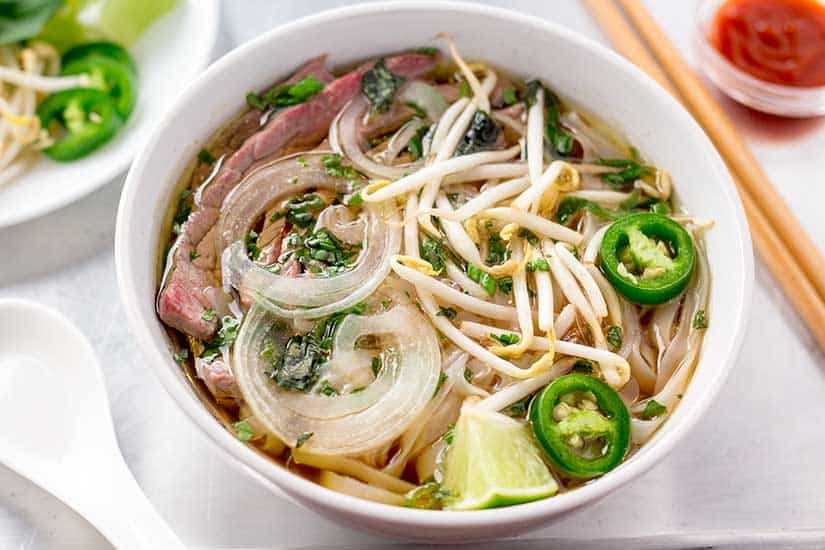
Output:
(442, 405), (558, 510)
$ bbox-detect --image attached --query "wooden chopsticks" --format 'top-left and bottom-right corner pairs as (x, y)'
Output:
(582, 0), (825, 351)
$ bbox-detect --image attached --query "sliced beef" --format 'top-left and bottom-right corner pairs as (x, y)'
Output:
(159, 54), (437, 338)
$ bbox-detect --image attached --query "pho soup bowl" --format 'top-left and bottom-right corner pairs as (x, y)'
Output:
(115, 1), (753, 542)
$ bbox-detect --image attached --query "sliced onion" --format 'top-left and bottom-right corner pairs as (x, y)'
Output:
(233, 303), (441, 455)
(338, 97), (423, 179)
(376, 118), (426, 165)
(398, 81), (448, 121)
(314, 204), (366, 244)
(217, 153), (401, 319)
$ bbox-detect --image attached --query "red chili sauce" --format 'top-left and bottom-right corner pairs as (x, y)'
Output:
(710, 0), (825, 87)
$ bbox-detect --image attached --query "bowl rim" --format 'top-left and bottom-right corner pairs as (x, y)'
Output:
(115, 0), (753, 532)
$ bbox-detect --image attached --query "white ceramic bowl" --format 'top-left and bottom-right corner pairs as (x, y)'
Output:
(116, 2), (753, 542)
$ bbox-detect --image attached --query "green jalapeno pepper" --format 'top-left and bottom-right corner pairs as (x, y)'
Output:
(599, 212), (695, 305)
(38, 88), (122, 161)
(61, 42), (137, 74)
(530, 374), (630, 479)
(61, 51), (136, 120)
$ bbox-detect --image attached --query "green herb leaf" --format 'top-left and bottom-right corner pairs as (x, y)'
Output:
(0, 0), (62, 45)
(526, 258), (550, 272)
(233, 420), (255, 442)
(502, 86), (518, 106)
(467, 264), (497, 296)
(433, 371), (448, 397)
(197, 148), (216, 164)
(641, 399), (667, 420)
(597, 157), (653, 187)
(246, 92), (266, 110)
(259, 76), (324, 109)
(362, 58), (405, 112)
(437, 306), (457, 320)
(463, 367), (473, 382)
(295, 431), (314, 448)
(371, 356), (382, 376)
(189, 250), (200, 261)
(458, 80), (471, 98)
(201, 309), (216, 322)
(172, 349), (189, 365)
(172, 189), (192, 235)
(322, 153), (364, 180)
(405, 481), (450, 509)
(571, 359), (594, 374)
(455, 110), (501, 156)
(517, 227), (539, 245)
(413, 47), (439, 56)
(497, 276), (513, 294)
(245, 230), (261, 260)
(317, 380), (339, 396)
(490, 332), (520, 346)
(507, 397), (531, 418)
(606, 325), (623, 351)
(420, 237), (449, 274)
(693, 309), (708, 329)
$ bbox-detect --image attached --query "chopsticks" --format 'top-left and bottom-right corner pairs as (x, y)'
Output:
(582, 0), (825, 351)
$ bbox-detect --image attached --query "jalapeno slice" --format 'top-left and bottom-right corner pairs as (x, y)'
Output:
(530, 374), (630, 479)
(61, 54), (136, 120)
(38, 88), (122, 161)
(599, 212), (695, 305)
(61, 42), (137, 74)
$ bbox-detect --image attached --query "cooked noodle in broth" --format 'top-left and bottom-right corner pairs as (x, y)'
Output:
(156, 39), (711, 510)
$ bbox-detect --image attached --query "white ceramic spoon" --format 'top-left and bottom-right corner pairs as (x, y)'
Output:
(0, 299), (184, 549)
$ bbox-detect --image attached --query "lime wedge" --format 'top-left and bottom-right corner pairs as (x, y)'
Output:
(442, 405), (558, 510)
(98, 0), (179, 46)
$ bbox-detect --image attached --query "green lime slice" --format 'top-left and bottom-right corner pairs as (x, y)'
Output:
(442, 405), (558, 510)
(98, 0), (179, 46)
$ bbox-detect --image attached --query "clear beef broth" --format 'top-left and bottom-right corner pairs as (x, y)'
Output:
(155, 44), (710, 508)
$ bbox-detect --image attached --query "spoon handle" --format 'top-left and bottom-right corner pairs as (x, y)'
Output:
(68, 457), (185, 550)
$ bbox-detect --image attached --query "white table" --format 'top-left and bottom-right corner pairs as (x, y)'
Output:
(2, 1), (824, 548)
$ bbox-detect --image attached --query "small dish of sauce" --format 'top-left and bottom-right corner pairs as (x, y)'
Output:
(696, 0), (825, 116)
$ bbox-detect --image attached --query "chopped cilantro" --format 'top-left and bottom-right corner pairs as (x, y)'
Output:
(295, 432), (314, 448)
(526, 258), (550, 272)
(693, 309), (708, 329)
(437, 306), (457, 320)
(362, 59), (405, 112)
(606, 325), (623, 351)
(233, 420), (255, 442)
(322, 153), (364, 180)
(571, 359), (594, 374)
(490, 332), (520, 346)
(641, 399), (667, 420)
(245, 230), (261, 260)
(371, 356), (382, 376)
(201, 309), (216, 322)
(172, 349), (189, 365)
(433, 371), (448, 397)
(502, 86), (518, 106)
(318, 380), (339, 396)
(463, 367), (473, 382)
(197, 148), (215, 164)
(497, 276), (513, 294)
(405, 481), (451, 510)
(467, 264), (497, 296)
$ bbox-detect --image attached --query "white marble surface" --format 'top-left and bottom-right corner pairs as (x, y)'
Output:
(2, 1), (825, 548)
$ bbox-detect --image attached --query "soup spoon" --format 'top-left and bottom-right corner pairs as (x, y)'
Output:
(0, 299), (183, 549)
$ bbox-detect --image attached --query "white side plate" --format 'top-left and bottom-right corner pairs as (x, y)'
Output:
(0, 0), (219, 228)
